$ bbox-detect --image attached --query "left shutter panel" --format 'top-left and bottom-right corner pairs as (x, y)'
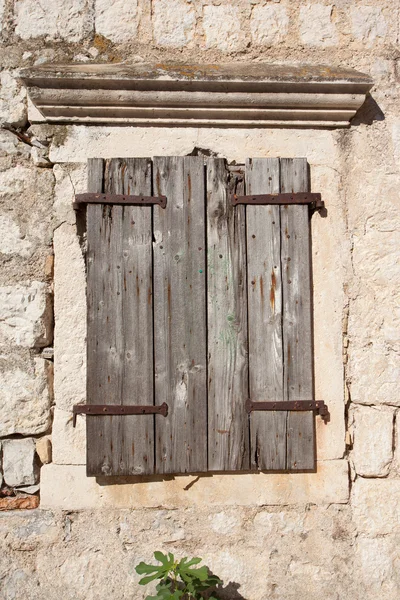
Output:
(86, 158), (154, 476)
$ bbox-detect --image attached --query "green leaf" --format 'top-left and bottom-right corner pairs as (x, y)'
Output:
(154, 551), (171, 566)
(139, 573), (165, 586)
(136, 562), (161, 575)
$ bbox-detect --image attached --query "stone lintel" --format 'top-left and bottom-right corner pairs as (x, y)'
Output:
(20, 63), (373, 128)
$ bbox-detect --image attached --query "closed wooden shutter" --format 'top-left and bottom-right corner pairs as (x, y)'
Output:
(83, 156), (316, 476)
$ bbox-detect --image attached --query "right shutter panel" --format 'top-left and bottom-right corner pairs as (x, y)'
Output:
(246, 157), (315, 471)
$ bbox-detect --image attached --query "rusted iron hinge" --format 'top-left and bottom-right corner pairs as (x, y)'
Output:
(73, 403), (168, 427)
(245, 399), (328, 418)
(232, 192), (323, 210)
(73, 193), (167, 209)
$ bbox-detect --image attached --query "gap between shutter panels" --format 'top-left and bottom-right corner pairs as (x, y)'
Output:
(85, 157), (316, 477)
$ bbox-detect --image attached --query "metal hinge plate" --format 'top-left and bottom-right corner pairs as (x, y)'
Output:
(232, 192), (323, 210)
(73, 402), (168, 427)
(73, 193), (167, 209)
(246, 399), (329, 418)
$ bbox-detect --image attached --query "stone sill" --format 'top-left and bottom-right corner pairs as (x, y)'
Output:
(20, 63), (373, 128)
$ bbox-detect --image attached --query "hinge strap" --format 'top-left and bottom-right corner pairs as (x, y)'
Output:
(73, 403), (168, 427)
(233, 192), (323, 210)
(73, 193), (167, 209)
(246, 399), (328, 418)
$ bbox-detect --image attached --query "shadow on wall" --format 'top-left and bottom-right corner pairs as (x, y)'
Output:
(217, 581), (248, 600)
(351, 94), (385, 126)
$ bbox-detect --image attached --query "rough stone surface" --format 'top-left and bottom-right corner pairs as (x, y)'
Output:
(0, 496), (39, 511)
(352, 478), (400, 536)
(53, 223), (86, 411)
(95, 0), (138, 43)
(250, 5), (289, 46)
(0, 358), (51, 436)
(0, 215), (32, 256)
(299, 5), (338, 47)
(349, 341), (400, 406)
(14, 0), (93, 42)
(40, 461), (349, 510)
(152, 0), (195, 48)
(0, 506), (360, 600)
(203, 5), (244, 52)
(350, 6), (388, 47)
(355, 537), (400, 597)
(35, 437), (52, 465)
(0, 283), (52, 348)
(52, 408), (85, 465)
(350, 405), (394, 477)
(2, 438), (39, 487)
(0, 71), (27, 127)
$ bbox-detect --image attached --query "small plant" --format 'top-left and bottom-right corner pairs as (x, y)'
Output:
(135, 551), (222, 600)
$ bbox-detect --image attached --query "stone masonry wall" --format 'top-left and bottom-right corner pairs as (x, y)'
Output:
(0, 1), (400, 599)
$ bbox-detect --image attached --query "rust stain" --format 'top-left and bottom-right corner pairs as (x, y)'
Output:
(260, 276), (264, 303)
(287, 343), (291, 366)
(217, 429), (229, 434)
(187, 173), (191, 201)
(270, 269), (276, 312)
(132, 443), (135, 456)
(136, 274), (140, 297)
(148, 286), (152, 305)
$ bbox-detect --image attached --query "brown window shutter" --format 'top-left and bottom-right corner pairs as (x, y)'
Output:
(246, 157), (315, 471)
(152, 157), (207, 475)
(82, 156), (317, 476)
(86, 158), (154, 476)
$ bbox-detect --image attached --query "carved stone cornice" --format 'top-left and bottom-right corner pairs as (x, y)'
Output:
(20, 63), (373, 128)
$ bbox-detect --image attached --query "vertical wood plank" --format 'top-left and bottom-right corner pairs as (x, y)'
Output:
(207, 160), (249, 471)
(246, 158), (286, 470)
(86, 158), (154, 476)
(280, 158), (315, 471)
(153, 156), (207, 474)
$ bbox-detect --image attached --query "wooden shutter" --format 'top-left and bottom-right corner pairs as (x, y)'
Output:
(83, 156), (316, 476)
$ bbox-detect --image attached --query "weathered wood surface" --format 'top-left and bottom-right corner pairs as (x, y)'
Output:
(246, 158), (286, 470)
(207, 159), (249, 471)
(86, 158), (154, 476)
(280, 158), (315, 470)
(153, 156), (207, 474)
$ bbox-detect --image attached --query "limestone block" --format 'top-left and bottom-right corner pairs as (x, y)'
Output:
(250, 5), (289, 46)
(0, 215), (32, 257)
(0, 496), (39, 510)
(299, 5), (337, 47)
(2, 438), (39, 487)
(352, 229), (400, 287)
(53, 224), (86, 411)
(152, 0), (195, 47)
(349, 342), (400, 407)
(0, 72), (27, 127)
(351, 406), (394, 477)
(95, 0), (138, 43)
(203, 5), (244, 52)
(0, 358), (51, 436)
(52, 408), (86, 465)
(35, 436), (52, 464)
(14, 0), (93, 42)
(352, 478), (400, 536)
(53, 163), (87, 227)
(40, 460), (349, 510)
(355, 537), (400, 595)
(350, 7), (388, 47)
(0, 283), (52, 348)
(0, 129), (30, 158)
